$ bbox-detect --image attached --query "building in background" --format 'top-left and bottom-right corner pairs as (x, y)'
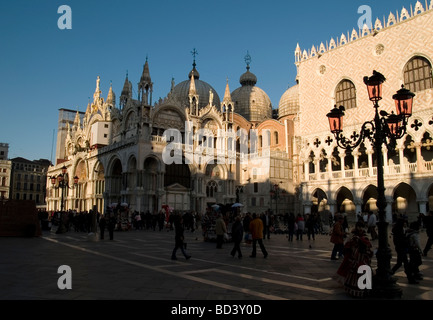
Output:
(9, 157), (51, 209)
(0, 143), (11, 200)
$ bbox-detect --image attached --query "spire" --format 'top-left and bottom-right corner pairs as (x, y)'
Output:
(295, 43), (302, 63)
(86, 100), (91, 114)
(140, 56), (151, 83)
(189, 70), (197, 95)
(73, 110), (81, 129)
(138, 57), (153, 105)
(188, 70), (199, 115)
(106, 82), (116, 107)
(222, 78), (232, 103)
(120, 71), (131, 108)
(121, 72), (130, 96)
(222, 78), (234, 121)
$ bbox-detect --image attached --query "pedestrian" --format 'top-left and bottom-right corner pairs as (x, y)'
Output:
(243, 213), (252, 244)
(107, 212), (116, 240)
(422, 211), (433, 257)
(171, 216), (191, 260)
(306, 213), (316, 241)
(215, 213), (227, 249)
(99, 214), (107, 240)
(296, 214), (305, 240)
(261, 211), (271, 239)
(230, 216), (244, 259)
(367, 211), (378, 240)
(334, 221), (373, 297)
(330, 215), (345, 260)
(407, 221), (423, 281)
(249, 213), (268, 258)
(391, 218), (419, 284)
(287, 212), (296, 242)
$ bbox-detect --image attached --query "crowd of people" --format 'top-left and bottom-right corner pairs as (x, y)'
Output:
(39, 205), (433, 298)
(330, 209), (433, 297)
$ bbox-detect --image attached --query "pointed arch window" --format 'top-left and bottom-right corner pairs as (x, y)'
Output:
(335, 79), (357, 110)
(404, 56), (433, 93)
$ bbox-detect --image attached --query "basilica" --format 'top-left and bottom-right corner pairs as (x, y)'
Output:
(47, 1), (433, 223)
(47, 54), (295, 216)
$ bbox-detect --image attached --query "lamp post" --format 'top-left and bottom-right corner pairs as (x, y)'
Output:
(50, 165), (79, 234)
(270, 181), (283, 215)
(326, 70), (415, 298)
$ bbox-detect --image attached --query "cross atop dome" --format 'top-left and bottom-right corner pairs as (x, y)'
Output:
(191, 48), (198, 67)
(244, 51), (252, 70)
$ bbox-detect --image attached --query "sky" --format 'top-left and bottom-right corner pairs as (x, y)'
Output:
(0, 0), (418, 162)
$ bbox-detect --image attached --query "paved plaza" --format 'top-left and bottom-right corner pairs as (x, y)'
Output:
(1, 224), (432, 304)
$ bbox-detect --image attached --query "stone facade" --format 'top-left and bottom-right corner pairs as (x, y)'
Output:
(293, 1), (433, 221)
(47, 57), (296, 216)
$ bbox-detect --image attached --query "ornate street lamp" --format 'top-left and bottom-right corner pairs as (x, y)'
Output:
(326, 70), (415, 298)
(50, 165), (79, 234)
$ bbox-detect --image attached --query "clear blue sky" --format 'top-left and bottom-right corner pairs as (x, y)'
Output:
(0, 0), (414, 162)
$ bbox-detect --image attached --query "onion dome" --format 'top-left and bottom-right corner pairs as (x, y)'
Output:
(231, 53), (272, 122)
(278, 83), (299, 118)
(171, 64), (220, 110)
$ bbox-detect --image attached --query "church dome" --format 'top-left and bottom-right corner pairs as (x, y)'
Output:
(171, 66), (221, 110)
(278, 83), (299, 118)
(231, 66), (272, 122)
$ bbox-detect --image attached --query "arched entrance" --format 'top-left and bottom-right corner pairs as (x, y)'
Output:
(362, 184), (378, 212)
(108, 158), (122, 205)
(311, 188), (328, 213)
(94, 162), (105, 214)
(74, 160), (87, 211)
(143, 157), (160, 213)
(393, 182), (417, 220)
(164, 162), (191, 211)
(335, 186), (355, 215)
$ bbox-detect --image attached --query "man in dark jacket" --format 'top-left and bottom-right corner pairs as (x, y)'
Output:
(423, 211), (433, 257)
(230, 216), (244, 258)
(171, 215), (191, 260)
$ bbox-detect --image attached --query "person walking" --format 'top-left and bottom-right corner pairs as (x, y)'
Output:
(107, 212), (116, 240)
(249, 213), (268, 258)
(296, 214), (305, 241)
(330, 215), (345, 260)
(306, 214), (316, 241)
(215, 213), (227, 249)
(287, 212), (296, 242)
(243, 213), (252, 244)
(367, 211), (378, 240)
(99, 214), (107, 240)
(391, 218), (418, 284)
(230, 216), (244, 258)
(171, 216), (191, 260)
(261, 211), (271, 239)
(407, 221), (423, 281)
(422, 211), (433, 257)
(334, 221), (373, 297)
